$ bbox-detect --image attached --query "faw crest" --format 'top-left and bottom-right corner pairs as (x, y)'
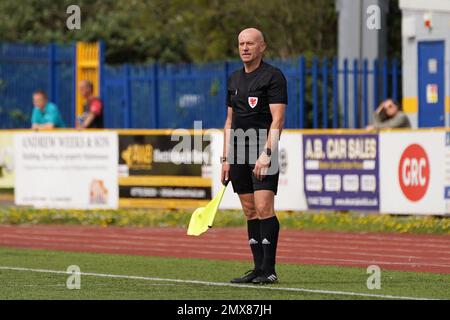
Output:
(248, 97), (258, 108)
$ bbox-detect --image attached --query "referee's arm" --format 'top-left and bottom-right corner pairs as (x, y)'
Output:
(221, 106), (233, 184)
(266, 103), (286, 151)
(253, 103), (286, 181)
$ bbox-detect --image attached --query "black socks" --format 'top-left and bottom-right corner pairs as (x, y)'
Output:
(247, 216), (280, 276)
(260, 216), (280, 275)
(247, 219), (264, 272)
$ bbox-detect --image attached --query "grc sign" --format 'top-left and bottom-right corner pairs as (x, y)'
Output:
(398, 144), (430, 202)
(380, 132), (445, 215)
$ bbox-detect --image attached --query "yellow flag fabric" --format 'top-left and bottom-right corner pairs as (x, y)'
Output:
(187, 183), (228, 236)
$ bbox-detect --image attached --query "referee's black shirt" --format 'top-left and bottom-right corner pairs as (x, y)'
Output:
(226, 61), (287, 148)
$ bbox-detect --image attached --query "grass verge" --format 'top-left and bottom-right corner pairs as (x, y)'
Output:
(0, 207), (448, 234)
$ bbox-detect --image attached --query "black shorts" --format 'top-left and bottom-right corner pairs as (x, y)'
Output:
(229, 163), (279, 195)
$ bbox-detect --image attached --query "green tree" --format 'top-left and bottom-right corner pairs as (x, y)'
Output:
(0, 0), (400, 63)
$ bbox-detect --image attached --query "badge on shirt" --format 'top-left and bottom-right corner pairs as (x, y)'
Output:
(248, 97), (258, 108)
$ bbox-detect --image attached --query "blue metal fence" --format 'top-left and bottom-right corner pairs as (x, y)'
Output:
(0, 43), (75, 128)
(0, 42), (401, 129)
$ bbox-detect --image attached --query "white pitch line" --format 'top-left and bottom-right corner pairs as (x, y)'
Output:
(0, 266), (438, 300)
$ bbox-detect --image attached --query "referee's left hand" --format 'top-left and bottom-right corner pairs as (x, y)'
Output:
(253, 153), (270, 181)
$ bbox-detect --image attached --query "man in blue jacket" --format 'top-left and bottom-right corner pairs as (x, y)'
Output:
(31, 90), (65, 129)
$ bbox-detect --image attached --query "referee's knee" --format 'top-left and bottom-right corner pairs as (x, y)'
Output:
(242, 205), (257, 220)
(255, 203), (274, 219)
(243, 208), (257, 220)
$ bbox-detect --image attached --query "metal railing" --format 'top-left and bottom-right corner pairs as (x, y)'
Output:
(0, 42), (401, 129)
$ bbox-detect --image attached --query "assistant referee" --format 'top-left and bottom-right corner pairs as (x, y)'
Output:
(221, 28), (287, 284)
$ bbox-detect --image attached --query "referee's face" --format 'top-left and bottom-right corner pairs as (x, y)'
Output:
(238, 28), (266, 64)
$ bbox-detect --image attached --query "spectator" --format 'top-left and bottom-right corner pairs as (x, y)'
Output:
(366, 99), (411, 130)
(77, 80), (104, 129)
(31, 90), (65, 129)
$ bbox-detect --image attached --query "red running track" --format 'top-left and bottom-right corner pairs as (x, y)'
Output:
(0, 224), (449, 274)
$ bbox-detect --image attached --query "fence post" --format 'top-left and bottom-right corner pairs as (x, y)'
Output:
(224, 61), (229, 119)
(312, 57), (318, 129)
(322, 58), (328, 128)
(299, 56), (305, 129)
(169, 64), (177, 127)
(362, 59), (368, 127)
(373, 59), (379, 110)
(382, 59), (388, 100)
(48, 43), (57, 103)
(124, 64), (132, 128)
(343, 59), (349, 128)
(392, 58), (398, 102)
(353, 59), (359, 128)
(72, 43), (77, 127)
(152, 63), (159, 129)
(99, 41), (105, 127)
(332, 57), (338, 128)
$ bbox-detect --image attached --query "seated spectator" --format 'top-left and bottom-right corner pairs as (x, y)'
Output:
(31, 90), (65, 129)
(366, 99), (411, 130)
(77, 80), (104, 129)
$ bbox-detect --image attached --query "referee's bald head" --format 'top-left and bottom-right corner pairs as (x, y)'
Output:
(238, 28), (266, 64)
(238, 28), (265, 43)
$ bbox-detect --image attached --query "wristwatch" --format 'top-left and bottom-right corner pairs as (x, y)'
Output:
(220, 156), (228, 163)
(264, 148), (272, 157)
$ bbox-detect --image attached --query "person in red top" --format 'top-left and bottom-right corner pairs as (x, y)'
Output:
(78, 80), (104, 128)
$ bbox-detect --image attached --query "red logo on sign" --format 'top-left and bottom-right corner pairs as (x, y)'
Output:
(398, 144), (430, 202)
(248, 97), (258, 108)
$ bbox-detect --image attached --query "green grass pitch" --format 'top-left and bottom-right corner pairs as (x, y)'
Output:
(0, 247), (448, 300)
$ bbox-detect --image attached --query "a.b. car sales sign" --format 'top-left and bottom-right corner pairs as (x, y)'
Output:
(302, 134), (379, 211)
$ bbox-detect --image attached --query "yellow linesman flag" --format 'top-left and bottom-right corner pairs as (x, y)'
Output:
(187, 181), (229, 236)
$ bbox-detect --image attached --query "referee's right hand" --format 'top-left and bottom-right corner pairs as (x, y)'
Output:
(221, 162), (230, 185)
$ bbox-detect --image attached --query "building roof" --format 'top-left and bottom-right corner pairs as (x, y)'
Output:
(400, 0), (450, 13)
